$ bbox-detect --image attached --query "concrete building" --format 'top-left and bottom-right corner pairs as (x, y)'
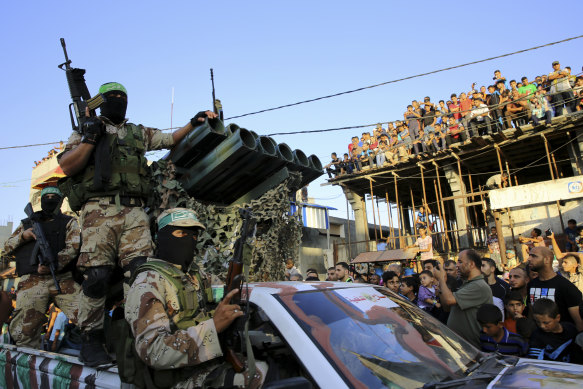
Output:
(325, 113), (583, 264)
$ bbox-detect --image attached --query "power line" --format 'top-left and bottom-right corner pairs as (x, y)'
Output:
(0, 141), (62, 150)
(225, 34), (583, 120)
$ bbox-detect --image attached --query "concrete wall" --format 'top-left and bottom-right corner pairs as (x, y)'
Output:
(0, 221), (14, 255)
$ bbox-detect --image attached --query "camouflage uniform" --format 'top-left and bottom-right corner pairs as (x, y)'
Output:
(4, 218), (81, 348)
(60, 121), (174, 332)
(124, 258), (223, 387)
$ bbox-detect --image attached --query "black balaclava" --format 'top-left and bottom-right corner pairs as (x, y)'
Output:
(100, 91), (127, 125)
(157, 226), (199, 272)
(40, 194), (62, 218)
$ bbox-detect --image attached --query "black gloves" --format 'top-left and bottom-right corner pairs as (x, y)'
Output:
(190, 111), (209, 127)
(81, 118), (105, 145)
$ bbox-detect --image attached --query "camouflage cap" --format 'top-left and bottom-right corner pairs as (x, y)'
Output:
(40, 186), (62, 197)
(98, 82), (127, 95)
(157, 208), (205, 231)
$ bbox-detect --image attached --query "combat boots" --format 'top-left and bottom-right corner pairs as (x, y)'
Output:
(79, 329), (112, 367)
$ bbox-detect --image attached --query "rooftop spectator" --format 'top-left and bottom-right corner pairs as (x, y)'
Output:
(404, 104), (422, 139)
(448, 94), (461, 122)
(433, 249), (493, 347)
(432, 123), (446, 152)
(359, 143), (375, 170)
(509, 79), (518, 92)
(445, 116), (466, 146)
(382, 271), (400, 294)
(530, 94), (553, 126)
(548, 60), (576, 115)
(505, 90), (527, 128)
(341, 153), (355, 175)
(324, 152), (342, 178)
(487, 84), (503, 130)
(527, 298), (581, 363)
(421, 97), (436, 133)
(527, 246), (583, 331)
(436, 100), (449, 125)
(348, 136), (362, 154)
(477, 303), (528, 356)
(493, 69), (508, 89)
(459, 92), (473, 129)
(349, 148), (362, 173)
(468, 98), (494, 136)
(518, 76), (537, 98)
(481, 257), (510, 320)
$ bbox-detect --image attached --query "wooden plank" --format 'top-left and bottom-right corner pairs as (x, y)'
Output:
(441, 191), (489, 201)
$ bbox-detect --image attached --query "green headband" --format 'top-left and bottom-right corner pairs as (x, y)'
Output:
(158, 210), (203, 231)
(98, 82), (127, 95)
(41, 187), (62, 197)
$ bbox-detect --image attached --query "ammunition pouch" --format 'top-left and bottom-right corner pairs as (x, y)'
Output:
(59, 123), (151, 211)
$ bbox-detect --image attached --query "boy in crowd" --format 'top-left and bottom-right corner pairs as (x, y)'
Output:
(527, 298), (581, 363)
(382, 271), (400, 294)
(399, 276), (419, 304)
(503, 291), (527, 333)
(477, 304), (528, 356)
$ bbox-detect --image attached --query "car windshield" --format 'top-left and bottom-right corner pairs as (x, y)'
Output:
(275, 286), (482, 388)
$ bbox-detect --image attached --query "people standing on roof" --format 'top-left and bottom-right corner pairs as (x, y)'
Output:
(548, 60), (576, 115)
(3, 186), (81, 350)
(57, 81), (218, 366)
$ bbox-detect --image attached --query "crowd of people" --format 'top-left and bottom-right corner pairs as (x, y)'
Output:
(325, 61), (583, 178)
(287, 239), (583, 364)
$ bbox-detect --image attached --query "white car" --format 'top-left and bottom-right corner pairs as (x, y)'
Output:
(1, 281), (583, 388)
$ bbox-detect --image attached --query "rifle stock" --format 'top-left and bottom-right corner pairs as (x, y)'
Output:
(24, 203), (62, 293)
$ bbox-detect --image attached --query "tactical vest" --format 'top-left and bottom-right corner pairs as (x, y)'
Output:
(58, 123), (151, 211)
(13, 212), (73, 277)
(116, 259), (214, 389)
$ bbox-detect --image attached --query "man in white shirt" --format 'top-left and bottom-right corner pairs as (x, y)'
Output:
(468, 98), (493, 136)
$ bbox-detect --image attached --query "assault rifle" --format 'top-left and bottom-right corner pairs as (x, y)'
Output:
(24, 203), (62, 293)
(222, 207), (254, 372)
(58, 38), (103, 133)
(210, 68), (223, 121)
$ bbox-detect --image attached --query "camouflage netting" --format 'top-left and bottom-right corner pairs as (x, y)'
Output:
(149, 159), (303, 281)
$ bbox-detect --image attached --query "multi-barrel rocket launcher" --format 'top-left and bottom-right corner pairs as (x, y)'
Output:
(167, 118), (323, 205)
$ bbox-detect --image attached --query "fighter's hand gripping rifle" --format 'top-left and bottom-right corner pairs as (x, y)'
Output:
(222, 207), (254, 372)
(24, 203), (62, 293)
(58, 38), (103, 134)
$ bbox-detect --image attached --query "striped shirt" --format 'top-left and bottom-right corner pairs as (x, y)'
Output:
(479, 327), (528, 356)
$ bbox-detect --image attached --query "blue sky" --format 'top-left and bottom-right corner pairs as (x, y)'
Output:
(1, 1), (582, 230)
